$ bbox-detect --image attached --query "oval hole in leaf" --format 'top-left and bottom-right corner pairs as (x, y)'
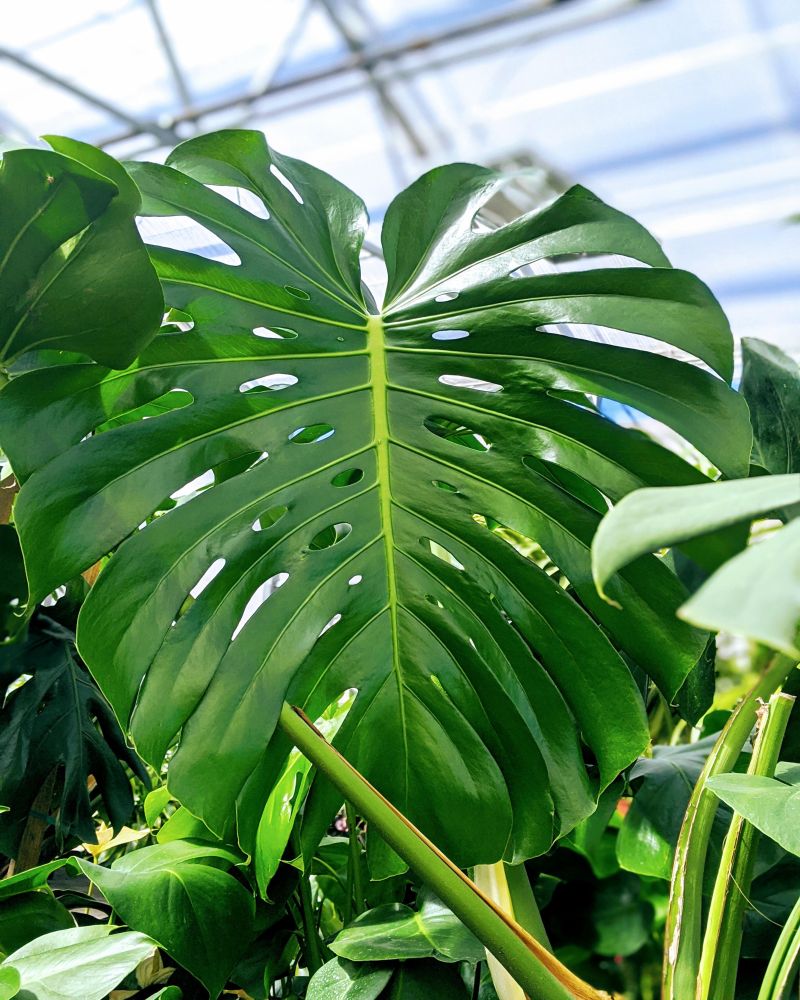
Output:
(270, 164), (304, 204)
(252, 505), (289, 532)
(424, 416), (491, 452)
(139, 215), (241, 265)
(208, 184), (270, 219)
(432, 480), (459, 493)
(253, 326), (298, 340)
(164, 308), (195, 331)
(432, 330), (469, 341)
(285, 285), (310, 301)
(319, 613), (342, 636)
(94, 388), (194, 432)
(425, 595), (445, 608)
(309, 522), (352, 550)
(348, 574), (363, 586)
(438, 374), (502, 393)
(289, 423), (334, 444)
(190, 557), (226, 598)
(421, 537), (465, 571)
(239, 374), (298, 393)
(232, 572), (289, 641)
(331, 468), (363, 487)
(434, 291), (458, 302)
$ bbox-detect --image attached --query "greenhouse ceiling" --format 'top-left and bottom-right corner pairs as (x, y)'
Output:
(1, 0), (798, 357)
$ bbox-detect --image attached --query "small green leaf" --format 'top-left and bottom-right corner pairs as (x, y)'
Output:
(307, 957), (393, 1000)
(0, 965), (20, 1000)
(0, 859), (71, 901)
(331, 891), (483, 964)
(144, 785), (172, 827)
(78, 840), (254, 999)
(707, 769), (800, 857)
(1, 925), (155, 1000)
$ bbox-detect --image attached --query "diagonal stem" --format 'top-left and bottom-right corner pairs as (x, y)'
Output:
(278, 701), (613, 1000)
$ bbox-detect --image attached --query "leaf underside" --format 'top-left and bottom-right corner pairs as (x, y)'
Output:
(1, 130), (751, 872)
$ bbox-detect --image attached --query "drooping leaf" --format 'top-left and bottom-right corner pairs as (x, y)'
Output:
(307, 957), (393, 1000)
(0, 619), (147, 854)
(0, 925), (155, 1000)
(1, 130), (750, 872)
(592, 475), (800, 654)
(0, 138), (162, 369)
(78, 840), (254, 999)
(740, 337), (800, 476)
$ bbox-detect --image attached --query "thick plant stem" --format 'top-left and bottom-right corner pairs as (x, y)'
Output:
(475, 862), (552, 1000)
(278, 703), (609, 1000)
(758, 895), (800, 1000)
(662, 653), (798, 1000)
(697, 692), (795, 1000)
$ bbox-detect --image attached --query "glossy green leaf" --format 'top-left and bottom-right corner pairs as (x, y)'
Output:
(0, 621), (147, 854)
(308, 957), (393, 1000)
(0, 925), (155, 1000)
(2, 130), (749, 872)
(331, 890), (483, 964)
(740, 337), (800, 476)
(592, 475), (800, 654)
(0, 139), (162, 368)
(593, 475), (800, 600)
(156, 804), (218, 844)
(78, 840), (254, 999)
(0, 891), (74, 958)
(707, 765), (800, 857)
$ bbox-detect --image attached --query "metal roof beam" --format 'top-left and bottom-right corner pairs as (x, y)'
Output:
(0, 46), (181, 146)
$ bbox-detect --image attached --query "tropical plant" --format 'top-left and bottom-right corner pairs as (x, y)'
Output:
(1, 129), (793, 999)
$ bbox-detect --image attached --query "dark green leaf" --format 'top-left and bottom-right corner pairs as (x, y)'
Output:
(0, 526), (26, 642)
(0, 622), (146, 853)
(0, 891), (74, 958)
(740, 337), (800, 476)
(382, 959), (468, 998)
(78, 840), (254, 999)
(0, 139), (162, 368)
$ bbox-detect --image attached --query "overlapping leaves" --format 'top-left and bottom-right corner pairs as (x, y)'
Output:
(0, 137), (162, 369)
(0, 130), (751, 872)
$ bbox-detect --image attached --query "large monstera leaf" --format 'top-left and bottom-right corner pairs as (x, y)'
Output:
(0, 131), (752, 871)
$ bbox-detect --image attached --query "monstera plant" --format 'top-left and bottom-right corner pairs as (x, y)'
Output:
(0, 130), (755, 997)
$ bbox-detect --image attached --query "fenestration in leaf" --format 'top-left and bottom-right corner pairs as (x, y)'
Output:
(0, 130), (752, 873)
